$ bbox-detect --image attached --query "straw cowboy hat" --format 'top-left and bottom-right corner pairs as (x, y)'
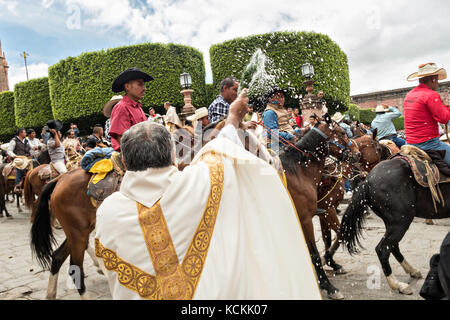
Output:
(375, 104), (389, 113)
(331, 112), (345, 123)
(103, 95), (123, 117)
(12, 156), (31, 170)
(407, 62), (447, 82)
(112, 68), (154, 93)
(187, 107), (208, 122)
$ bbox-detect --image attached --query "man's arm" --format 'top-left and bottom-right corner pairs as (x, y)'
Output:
(7, 140), (16, 158)
(427, 93), (450, 124)
(386, 107), (402, 119)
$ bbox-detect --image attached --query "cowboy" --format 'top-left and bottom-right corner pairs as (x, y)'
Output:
(7, 128), (31, 189)
(404, 62), (450, 167)
(262, 87), (296, 153)
(163, 101), (182, 133)
(208, 76), (239, 123)
(46, 120), (67, 175)
(63, 129), (82, 156)
(108, 68), (153, 152)
(95, 89), (321, 300)
(26, 129), (42, 167)
(87, 124), (108, 148)
(332, 112), (353, 138)
(187, 107), (210, 153)
(103, 95), (123, 143)
(371, 104), (405, 148)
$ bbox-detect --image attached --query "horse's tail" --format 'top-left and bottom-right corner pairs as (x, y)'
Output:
(23, 170), (34, 209)
(340, 180), (371, 255)
(30, 180), (58, 270)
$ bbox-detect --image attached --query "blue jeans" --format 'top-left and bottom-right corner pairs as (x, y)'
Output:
(410, 138), (450, 167)
(383, 135), (406, 148)
(345, 179), (352, 192)
(15, 168), (25, 186)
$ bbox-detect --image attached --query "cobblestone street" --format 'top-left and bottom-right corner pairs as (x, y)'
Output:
(0, 198), (449, 300)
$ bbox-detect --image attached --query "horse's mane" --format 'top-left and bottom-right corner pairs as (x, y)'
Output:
(280, 125), (328, 175)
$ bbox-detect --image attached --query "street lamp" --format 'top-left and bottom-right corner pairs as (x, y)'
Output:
(179, 72), (196, 123)
(301, 62), (314, 79)
(300, 62), (323, 120)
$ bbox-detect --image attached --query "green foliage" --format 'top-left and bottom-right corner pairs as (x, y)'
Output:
(14, 77), (54, 129)
(0, 91), (16, 142)
(359, 108), (376, 125)
(347, 103), (360, 121)
(48, 43), (207, 133)
(205, 83), (217, 107)
(210, 31), (350, 114)
(392, 116), (405, 130)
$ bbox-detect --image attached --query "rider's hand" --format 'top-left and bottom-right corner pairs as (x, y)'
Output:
(227, 89), (249, 129)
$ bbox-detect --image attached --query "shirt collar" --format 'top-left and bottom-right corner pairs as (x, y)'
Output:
(122, 95), (142, 108)
(418, 83), (431, 90)
(119, 165), (180, 208)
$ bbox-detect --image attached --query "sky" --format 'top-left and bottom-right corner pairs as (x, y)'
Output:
(2, 0), (450, 95)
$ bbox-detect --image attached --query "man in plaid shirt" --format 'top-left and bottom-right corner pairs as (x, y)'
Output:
(208, 77), (239, 123)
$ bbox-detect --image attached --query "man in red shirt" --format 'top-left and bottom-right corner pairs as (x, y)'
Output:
(404, 62), (450, 167)
(108, 68), (154, 151)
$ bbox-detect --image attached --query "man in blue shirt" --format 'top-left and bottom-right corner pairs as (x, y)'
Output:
(208, 77), (239, 123)
(371, 104), (405, 148)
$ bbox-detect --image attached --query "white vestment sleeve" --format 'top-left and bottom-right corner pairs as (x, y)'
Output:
(217, 124), (244, 148)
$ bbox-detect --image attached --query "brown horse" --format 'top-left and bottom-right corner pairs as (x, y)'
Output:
(279, 116), (361, 299)
(316, 132), (391, 275)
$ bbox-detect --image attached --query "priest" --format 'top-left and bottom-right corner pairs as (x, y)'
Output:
(95, 89), (322, 300)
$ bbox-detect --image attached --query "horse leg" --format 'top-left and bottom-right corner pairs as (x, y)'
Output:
(303, 217), (344, 300)
(69, 234), (90, 300)
(46, 240), (70, 300)
(86, 242), (103, 275)
(375, 226), (413, 295)
(391, 243), (423, 279)
(16, 193), (22, 213)
(322, 207), (347, 274)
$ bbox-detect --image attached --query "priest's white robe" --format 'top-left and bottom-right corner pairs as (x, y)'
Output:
(95, 124), (322, 300)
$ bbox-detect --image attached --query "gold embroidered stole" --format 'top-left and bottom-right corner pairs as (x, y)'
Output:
(95, 152), (224, 299)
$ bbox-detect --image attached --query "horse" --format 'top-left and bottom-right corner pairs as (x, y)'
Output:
(316, 131), (392, 275)
(24, 145), (81, 222)
(278, 115), (361, 299)
(340, 155), (450, 295)
(0, 149), (51, 216)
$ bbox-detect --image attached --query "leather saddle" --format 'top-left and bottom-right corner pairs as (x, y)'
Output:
(38, 163), (60, 182)
(394, 145), (450, 187)
(2, 164), (15, 180)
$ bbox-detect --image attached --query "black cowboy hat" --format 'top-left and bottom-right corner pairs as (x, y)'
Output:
(85, 137), (98, 149)
(46, 120), (63, 132)
(262, 86), (289, 105)
(112, 68), (154, 93)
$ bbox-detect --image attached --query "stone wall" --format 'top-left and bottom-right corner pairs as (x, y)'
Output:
(351, 81), (450, 114)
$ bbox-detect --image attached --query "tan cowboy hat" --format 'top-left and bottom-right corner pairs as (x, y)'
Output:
(407, 62), (447, 82)
(187, 107), (208, 122)
(331, 112), (345, 123)
(375, 104), (389, 113)
(440, 133), (450, 141)
(103, 95), (123, 117)
(12, 156), (31, 170)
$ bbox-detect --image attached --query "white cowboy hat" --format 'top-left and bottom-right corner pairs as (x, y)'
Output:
(375, 104), (389, 113)
(331, 112), (345, 123)
(103, 95), (123, 118)
(1, 143), (9, 151)
(440, 133), (450, 141)
(187, 107), (208, 122)
(12, 156), (31, 170)
(407, 62), (447, 82)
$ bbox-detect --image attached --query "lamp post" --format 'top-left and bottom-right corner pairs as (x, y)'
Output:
(300, 62), (323, 121)
(179, 72), (196, 123)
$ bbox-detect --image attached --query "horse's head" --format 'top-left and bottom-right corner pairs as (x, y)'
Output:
(353, 134), (383, 172)
(315, 114), (361, 163)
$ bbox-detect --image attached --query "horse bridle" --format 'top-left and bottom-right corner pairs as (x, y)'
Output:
(311, 124), (355, 163)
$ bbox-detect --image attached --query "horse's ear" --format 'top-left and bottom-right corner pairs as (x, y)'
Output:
(372, 128), (378, 140)
(323, 113), (332, 124)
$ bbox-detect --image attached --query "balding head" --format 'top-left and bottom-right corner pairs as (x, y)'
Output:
(121, 122), (174, 171)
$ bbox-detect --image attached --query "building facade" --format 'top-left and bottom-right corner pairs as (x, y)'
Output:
(351, 81), (450, 113)
(0, 41), (10, 92)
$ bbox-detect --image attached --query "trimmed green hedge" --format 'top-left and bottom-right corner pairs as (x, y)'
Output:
(205, 83), (217, 106)
(14, 77), (54, 129)
(347, 103), (360, 121)
(48, 43), (207, 133)
(0, 91), (16, 142)
(210, 31), (350, 113)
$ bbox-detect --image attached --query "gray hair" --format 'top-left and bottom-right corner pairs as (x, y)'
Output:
(121, 122), (174, 171)
(220, 76), (238, 92)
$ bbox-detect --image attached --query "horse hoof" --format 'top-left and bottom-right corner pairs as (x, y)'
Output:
(328, 291), (344, 300)
(410, 271), (423, 279)
(335, 267), (348, 275)
(398, 283), (413, 295)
